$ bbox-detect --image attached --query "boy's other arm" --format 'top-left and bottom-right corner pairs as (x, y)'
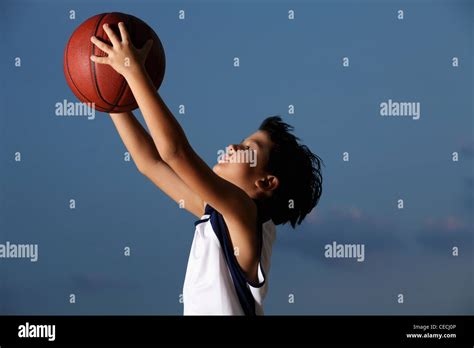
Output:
(124, 71), (259, 274)
(108, 111), (205, 218)
(125, 70), (255, 220)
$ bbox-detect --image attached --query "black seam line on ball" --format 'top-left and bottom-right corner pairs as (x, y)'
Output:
(66, 32), (97, 107)
(91, 13), (119, 112)
(111, 15), (167, 110)
(115, 15), (165, 109)
(112, 14), (138, 110)
(109, 13), (132, 111)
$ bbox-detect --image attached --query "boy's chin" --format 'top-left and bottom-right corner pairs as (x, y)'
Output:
(213, 163), (224, 174)
(213, 163), (230, 179)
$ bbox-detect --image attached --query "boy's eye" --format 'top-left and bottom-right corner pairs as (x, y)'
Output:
(240, 141), (249, 149)
(240, 138), (253, 150)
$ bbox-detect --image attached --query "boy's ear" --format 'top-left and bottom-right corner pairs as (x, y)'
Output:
(255, 175), (279, 194)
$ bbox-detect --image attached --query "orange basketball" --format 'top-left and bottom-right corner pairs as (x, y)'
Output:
(64, 12), (166, 112)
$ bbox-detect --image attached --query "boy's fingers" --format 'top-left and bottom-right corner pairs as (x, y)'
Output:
(102, 23), (120, 46)
(90, 55), (109, 64)
(118, 22), (130, 44)
(90, 36), (112, 54)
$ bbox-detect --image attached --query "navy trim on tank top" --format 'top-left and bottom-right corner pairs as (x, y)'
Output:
(194, 217), (210, 227)
(195, 203), (266, 316)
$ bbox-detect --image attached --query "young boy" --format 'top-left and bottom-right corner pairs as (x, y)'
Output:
(90, 22), (323, 315)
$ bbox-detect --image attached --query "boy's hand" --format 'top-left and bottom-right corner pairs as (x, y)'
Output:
(90, 22), (153, 79)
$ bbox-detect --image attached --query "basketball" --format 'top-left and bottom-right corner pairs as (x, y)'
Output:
(64, 12), (166, 112)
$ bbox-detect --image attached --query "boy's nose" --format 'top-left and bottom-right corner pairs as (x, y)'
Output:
(226, 144), (238, 153)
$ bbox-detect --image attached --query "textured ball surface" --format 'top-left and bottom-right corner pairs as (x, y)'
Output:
(64, 12), (166, 112)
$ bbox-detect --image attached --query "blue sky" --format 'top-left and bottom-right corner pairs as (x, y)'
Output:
(0, 0), (472, 314)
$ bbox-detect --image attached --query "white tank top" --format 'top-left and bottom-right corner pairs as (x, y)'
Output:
(182, 203), (276, 315)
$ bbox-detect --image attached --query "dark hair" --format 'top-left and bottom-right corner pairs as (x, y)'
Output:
(259, 116), (323, 228)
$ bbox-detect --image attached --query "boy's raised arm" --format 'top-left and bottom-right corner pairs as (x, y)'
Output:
(108, 111), (205, 218)
(92, 22), (259, 278)
(91, 22), (256, 220)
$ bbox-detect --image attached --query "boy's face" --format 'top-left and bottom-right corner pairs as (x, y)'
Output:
(213, 130), (276, 198)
